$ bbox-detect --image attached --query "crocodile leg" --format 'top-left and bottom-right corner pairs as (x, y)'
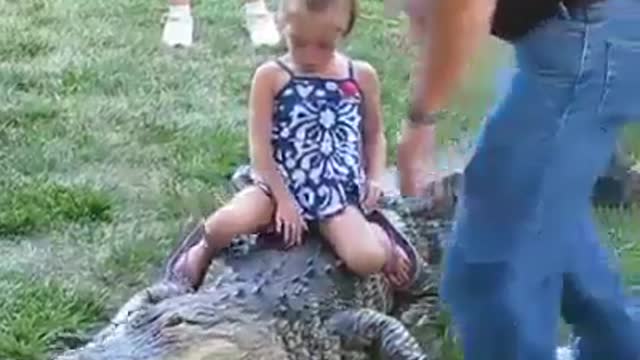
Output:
(328, 308), (429, 360)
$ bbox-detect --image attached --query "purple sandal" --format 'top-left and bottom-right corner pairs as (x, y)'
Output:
(366, 209), (422, 292)
(163, 220), (211, 291)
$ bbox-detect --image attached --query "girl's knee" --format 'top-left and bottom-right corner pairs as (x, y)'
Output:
(320, 207), (388, 276)
(348, 250), (386, 276)
(338, 237), (387, 276)
(204, 191), (273, 247)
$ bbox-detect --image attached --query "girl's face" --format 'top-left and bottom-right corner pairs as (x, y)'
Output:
(281, 6), (350, 73)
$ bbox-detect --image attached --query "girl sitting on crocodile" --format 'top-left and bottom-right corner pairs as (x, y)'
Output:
(167, 0), (422, 293)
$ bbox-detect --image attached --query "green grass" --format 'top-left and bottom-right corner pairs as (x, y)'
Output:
(0, 274), (107, 360)
(597, 205), (640, 284)
(0, 179), (113, 237)
(0, 0), (637, 359)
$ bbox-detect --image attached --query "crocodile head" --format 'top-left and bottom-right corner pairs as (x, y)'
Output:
(54, 280), (291, 360)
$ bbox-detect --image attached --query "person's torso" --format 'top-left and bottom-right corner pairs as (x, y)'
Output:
(269, 58), (367, 204)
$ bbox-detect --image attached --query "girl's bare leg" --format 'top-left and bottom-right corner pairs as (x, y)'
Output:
(319, 206), (413, 286)
(173, 186), (275, 289)
(318, 206), (388, 276)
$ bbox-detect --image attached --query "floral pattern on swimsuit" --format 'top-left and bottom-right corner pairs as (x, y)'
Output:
(261, 59), (367, 221)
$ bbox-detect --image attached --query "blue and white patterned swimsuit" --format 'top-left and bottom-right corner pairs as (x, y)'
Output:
(256, 58), (367, 221)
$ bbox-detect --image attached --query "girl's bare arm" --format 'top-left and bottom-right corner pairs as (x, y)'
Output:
(248, 63), (291, 203)
(356, 61), (387, 184)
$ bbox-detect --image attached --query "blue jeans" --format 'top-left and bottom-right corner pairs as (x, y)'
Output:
(440, 1), (640, 359)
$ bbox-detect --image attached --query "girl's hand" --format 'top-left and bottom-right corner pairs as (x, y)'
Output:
(362, 180), (384, 212)
(274, 195), (308, 248)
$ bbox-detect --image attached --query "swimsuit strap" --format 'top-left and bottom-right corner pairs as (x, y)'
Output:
(274, 58), (295, 77)
(347, 59), (355, 80)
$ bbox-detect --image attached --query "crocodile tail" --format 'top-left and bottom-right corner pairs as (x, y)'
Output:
(328, 308), (429, 360)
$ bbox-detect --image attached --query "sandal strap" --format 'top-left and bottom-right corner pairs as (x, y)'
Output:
(367, 209), (421, 291)
(164, 220), (205, 272)
(164, 220), (210, 290)
(380, 233), (399, 274)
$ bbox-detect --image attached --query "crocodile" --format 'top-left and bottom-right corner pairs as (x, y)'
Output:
(55, 162), (628, 360)
(54, 165), (461, 360)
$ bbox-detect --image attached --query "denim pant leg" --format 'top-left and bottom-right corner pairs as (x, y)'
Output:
(596, 0), (640, 125)
(441, 11), (587, 360)
(442, 1), (640, 359)
(561, 215), (640, 360)
(442, 245), (564, 360)
(564, 2), (640, 358)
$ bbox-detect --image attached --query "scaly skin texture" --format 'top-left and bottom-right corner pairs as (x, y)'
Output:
(54, 166), (460, 360)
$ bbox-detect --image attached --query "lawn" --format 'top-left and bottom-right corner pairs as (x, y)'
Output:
(0, 0), (638, 359)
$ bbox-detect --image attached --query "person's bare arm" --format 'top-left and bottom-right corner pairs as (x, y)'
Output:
(248, 63), (291, 203)
(397, 0), (496, 196)
(356, 61), (386, 184)
(409, 0), (497, 117)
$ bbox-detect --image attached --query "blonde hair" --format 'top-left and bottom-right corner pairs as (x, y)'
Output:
(277, 0), (359, 36)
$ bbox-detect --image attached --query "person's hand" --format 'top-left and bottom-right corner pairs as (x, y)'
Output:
(362, 180), (384, 212)
(274, 194), (308, 248)
(396, 121), (437, 196)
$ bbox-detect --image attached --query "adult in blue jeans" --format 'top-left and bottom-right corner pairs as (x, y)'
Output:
(397, 0), (640, 359)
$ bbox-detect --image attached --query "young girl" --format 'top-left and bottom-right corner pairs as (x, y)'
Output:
(167, 0), (422, 292)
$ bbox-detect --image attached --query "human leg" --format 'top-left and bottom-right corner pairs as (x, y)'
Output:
(590, 0), (640, 208)
(169, 186), (275, 290)
(562, 2), (640, 354)
(162, 0), (194, 47)
(555, 2), (640, 356)
(318, 207), (422, 290)
(438, 0), (640, 358)
(318, 206), (387, 276)
(442, 246), (563, 360)
(442, 3), (610, 358)
(561, 215), (640, 360)
(243, 0), (281, 47)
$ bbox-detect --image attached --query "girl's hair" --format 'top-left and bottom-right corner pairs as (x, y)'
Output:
(278, 0), (360, 36)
